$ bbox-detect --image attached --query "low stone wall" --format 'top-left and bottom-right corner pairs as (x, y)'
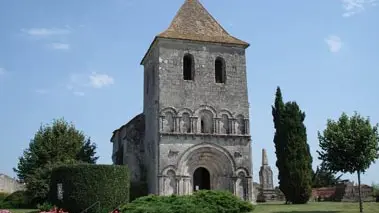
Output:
(312, 183), (375, 202)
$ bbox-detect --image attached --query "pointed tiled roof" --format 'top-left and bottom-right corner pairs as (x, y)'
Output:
(141, 0), (249, 64)
(158, 0), (249, 47)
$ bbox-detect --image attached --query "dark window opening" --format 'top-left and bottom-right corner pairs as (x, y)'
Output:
(215, 57), (225, 83)
(201, 120), (205, 133)
(183, 54), (194, 80)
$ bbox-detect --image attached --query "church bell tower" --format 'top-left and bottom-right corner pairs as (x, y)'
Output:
(141, 0), (255, 202)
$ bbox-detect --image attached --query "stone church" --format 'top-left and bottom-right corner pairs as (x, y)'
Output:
(111, 0), (255, 202)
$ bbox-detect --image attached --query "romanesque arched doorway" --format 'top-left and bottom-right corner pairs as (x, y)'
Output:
(176, 143), (236, 195)
(193, 167), (210, 191)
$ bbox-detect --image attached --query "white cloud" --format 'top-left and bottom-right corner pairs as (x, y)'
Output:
(325, 35), (343, 53)
(89, 72), (114, 88)
(66, 72), (114, 96)
(21, 27), (71, 37)
(49, 43), (70, 50)
(341, 0), (378, 17)
(0, 68), (5, 75)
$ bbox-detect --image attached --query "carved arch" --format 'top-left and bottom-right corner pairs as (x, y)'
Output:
(176, 143), (237, 175)
(194, 105), (217, 118)
(160, 107), (178, 116)
(161, 165), (177, 176)
(177, 108), (194, 117)
(218, 109), (233, 119)
(235, 167), (250, 177)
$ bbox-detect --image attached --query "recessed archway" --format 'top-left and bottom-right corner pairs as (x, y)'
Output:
(193, 167), (210, 191)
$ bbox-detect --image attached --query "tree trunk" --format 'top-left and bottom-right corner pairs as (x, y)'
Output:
(358, 170), (363, 213)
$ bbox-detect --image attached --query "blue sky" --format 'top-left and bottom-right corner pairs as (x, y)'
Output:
(0, 0), (378, 186)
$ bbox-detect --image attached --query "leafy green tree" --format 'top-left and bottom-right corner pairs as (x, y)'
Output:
(317, 112), (379, 212)
(272, 87), (313, 204)
(14, 118), (99, 205)
(312, 162), (342, 188)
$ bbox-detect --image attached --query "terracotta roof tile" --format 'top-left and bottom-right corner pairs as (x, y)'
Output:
(157, 0), (249, 47)
(141, 0), (249, 64)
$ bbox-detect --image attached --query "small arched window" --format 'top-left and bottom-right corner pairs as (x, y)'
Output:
(199, 110), (213, 134)
(215, 57), (226, 83)
(181, 113), (191, 133)
(183, 54), (194, 80)
(164, 112), (175, 132)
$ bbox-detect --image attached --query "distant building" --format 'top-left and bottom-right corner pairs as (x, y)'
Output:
(0, 173), (25, 194)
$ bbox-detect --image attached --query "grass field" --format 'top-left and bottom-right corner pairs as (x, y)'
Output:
(6, 202), (379, 213)
(253, 202), (379, 213)
(7, 210), (37, 213)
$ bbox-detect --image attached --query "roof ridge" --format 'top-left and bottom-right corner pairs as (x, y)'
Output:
(157, 0), (249, 47)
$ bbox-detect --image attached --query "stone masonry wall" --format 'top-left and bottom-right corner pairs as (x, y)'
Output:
(143, 43), (161, 194)
(0, 174), (25, 194)
(157, 39), (250, 118)
(152, 38), (253, 198)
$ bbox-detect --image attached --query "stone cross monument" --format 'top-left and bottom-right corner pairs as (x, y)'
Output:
(258, 149), (276, 200)
(259, 149), (273, 189)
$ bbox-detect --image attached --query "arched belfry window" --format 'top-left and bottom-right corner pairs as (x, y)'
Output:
(183, 54), (194, 80)
(199, 110), (213, 134)
(215, 57), (226, 83)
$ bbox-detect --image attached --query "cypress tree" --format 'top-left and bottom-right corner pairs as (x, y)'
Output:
(272, 87), (290, 203)
(283, 102), (313, 204)
(272, 87), (313, 204)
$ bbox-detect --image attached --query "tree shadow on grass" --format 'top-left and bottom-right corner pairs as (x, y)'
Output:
(274, 211), (341, 213)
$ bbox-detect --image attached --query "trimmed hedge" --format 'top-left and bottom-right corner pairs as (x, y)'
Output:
(1, 191), (31, 209)
(49, 164), (130, 213)
(121, 190), (255, 213)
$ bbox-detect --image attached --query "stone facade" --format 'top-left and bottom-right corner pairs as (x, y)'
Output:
(111, 114), (145, 183)
(111, 0), (255, 202)
(0, 174), (25, 194)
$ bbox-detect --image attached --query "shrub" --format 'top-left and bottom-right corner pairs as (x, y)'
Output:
(37, 201), (54, 211)
(3, 191), (30, 209)
(0, 200), (12, 209)
(121, 190), (255, 213)
(0, 193), (9, 202)
(49, 164), (130, 213)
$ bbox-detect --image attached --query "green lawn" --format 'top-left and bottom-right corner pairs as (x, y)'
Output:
(253, 202), (379, 213)
(5, 202), (379, 213)
(7, 210), (37, 213)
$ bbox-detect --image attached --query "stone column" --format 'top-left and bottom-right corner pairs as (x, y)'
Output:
(215, 118), (221, 134)
(231, 119), (236, 134)
(158, 175), (164, 195)
(232, 176), (237, 196)
(192, 117), (198, 134)
(245, 119), (250, 135)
